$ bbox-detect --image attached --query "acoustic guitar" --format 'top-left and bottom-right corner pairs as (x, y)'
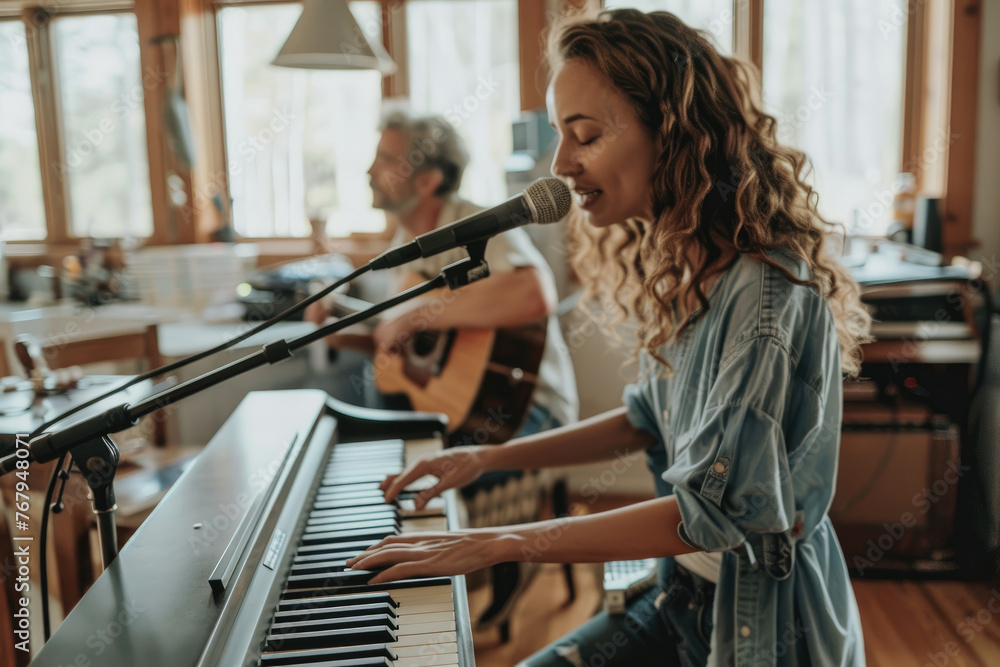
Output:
(326, 293), (546, 444)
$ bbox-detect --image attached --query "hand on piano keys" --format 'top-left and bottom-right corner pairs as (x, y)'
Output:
(380, 445), (490, 510)
(346, 528), (508, 584)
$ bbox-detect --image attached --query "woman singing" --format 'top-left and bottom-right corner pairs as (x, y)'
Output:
(347, 9), (871, 666)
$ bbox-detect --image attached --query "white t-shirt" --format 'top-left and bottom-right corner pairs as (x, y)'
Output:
(383, 197), (578, 428)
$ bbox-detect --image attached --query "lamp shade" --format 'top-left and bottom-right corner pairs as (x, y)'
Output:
(272, 0), (397, 75)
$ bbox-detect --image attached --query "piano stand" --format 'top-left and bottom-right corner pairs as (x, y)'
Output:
(68, 435), (120, 569)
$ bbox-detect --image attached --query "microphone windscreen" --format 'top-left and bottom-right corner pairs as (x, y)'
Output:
(525, 178), (572, 224)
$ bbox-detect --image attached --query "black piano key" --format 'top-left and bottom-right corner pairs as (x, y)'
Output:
(269, 612), (398, 635)
(281, 576), (452, 599)
(308, 507), (395, 521)
(320, 476), (392, 487)
(318, 483), (382, 496)
(330, 444), (403, 455)
(293, 549), (367, 564)
(306, 512), (398, 527)
(264, 624), (396, 652)
(272, 601), (396, 624)
(289, 560), (350, 576)
(315, 485), (387, 495)
(303, 518), (397, 534)
(285, 568), (376, 589)
(263, 660), (391, 667)
(300, 527), (396, 545)
(296, 539), (378, 555)
(315, 481), (383, 491)
(277, 591), (398, 612)
(259, 644), (396, 666)
(313, 492), (390, 505)
(313, 498), (394, 511)
(324, 459), (399, 468)
(305, 512), (397, 524)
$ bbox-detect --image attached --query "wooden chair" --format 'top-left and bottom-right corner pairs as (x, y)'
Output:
(0, 324), (170, 631)
(38, 325), (162, 375)
(21, 325), (166, 446)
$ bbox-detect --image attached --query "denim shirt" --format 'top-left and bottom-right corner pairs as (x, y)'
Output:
(623, 251), (866, 667)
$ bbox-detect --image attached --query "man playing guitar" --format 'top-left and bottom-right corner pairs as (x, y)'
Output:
(307, 111), (577, 442)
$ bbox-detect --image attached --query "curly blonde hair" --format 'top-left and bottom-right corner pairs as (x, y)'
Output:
(548, 9), (871, 376)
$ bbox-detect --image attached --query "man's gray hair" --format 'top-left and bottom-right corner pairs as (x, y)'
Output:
(379, 111), (469, 197)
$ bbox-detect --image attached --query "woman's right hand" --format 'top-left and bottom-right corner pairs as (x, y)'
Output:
(381, 446), (490, 509)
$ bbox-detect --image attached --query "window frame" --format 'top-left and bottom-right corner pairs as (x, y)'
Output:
(2, 0), (175, 247)
(213, 0), (390, 241)
(2, 0), (982, 260)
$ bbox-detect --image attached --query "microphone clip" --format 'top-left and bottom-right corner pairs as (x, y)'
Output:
(442, 240), (491, 290)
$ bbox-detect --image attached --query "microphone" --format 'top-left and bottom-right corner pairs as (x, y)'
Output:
(368, 177), (571, 271)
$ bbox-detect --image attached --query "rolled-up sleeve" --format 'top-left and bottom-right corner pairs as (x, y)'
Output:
(664, 335), (798, 553)
(621, 357), (663, 440)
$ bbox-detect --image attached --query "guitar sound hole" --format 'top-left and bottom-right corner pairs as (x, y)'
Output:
(412, 331), (440, 356)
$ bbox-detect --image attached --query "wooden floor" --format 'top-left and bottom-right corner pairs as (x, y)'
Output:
(470, 497), (1000, 666)
(470, 562), (1000, 666)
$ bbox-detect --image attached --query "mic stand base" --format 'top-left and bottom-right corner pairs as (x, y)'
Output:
(69, 435), (120, 569)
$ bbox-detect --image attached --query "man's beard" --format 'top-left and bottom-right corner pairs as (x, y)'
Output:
(372, 184), (418, 214)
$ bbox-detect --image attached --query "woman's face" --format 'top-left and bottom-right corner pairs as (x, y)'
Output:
(547, 58), (658, 228)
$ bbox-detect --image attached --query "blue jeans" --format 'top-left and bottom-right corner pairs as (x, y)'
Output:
(521, 563), (716, 667)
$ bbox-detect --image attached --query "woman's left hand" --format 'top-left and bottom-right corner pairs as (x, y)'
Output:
(345, 530), (512, 585)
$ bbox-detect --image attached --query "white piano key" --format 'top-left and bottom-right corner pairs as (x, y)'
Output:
(394, 638), (459, 656)
(393, 602), (453, 615)
(400, 516), (448, 533)
(394, 611), (454, 627)
(397, 620), (456, 635)
(388, 584), (452, 601)
(403, 438), (445, 462)
(395, 595), (453, 609)
(389, 630), (458, 656)
(394, 647), (459, 667)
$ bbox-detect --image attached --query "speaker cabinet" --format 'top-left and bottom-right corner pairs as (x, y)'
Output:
(831, 404), (961, 572)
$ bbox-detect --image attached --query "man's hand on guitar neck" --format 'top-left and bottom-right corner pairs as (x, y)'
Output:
(304, 298), (329, 328)
(304, 296), (377, 355)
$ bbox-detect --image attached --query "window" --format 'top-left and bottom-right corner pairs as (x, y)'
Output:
(0, 20), (46, 240)
(603, 0), (735, 54)
(406, 0), (520, 207)
(218, 1), (384, 238)
(762, 0), (906, 235)
(52, 13), (154, 238)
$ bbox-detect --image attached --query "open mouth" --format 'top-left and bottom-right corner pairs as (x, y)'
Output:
(575, 189), (602, 209)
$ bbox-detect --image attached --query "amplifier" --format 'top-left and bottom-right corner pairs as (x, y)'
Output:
(831, 404), (962, 573)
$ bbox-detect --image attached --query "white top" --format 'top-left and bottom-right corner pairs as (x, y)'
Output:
(675, 550), (723, 584)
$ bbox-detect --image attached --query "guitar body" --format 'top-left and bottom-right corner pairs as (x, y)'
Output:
(329, 291), (547, 443)
(374, 321), (547, 444)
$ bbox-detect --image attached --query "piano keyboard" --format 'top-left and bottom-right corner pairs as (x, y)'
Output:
(30, 390), (474, 667)
(257, 440), (462, 666)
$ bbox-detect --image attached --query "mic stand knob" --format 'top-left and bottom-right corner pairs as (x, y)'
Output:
(69, 435), (121, 569)
(442, 240), (491, 289)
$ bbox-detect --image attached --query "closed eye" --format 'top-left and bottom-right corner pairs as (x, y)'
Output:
(580, 137), (599, 146)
